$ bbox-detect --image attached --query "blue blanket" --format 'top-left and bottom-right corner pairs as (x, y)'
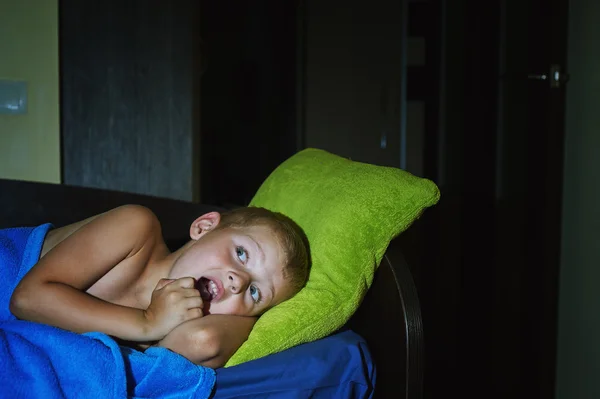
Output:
(213, 329), (375, 398)
(0, 225), (216, 399)
(0, 223), (52, 321)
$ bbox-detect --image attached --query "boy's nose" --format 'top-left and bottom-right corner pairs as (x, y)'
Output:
(227, 270), (250, 294)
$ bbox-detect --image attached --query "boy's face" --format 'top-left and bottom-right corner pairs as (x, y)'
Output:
(169, 220), (292, 317)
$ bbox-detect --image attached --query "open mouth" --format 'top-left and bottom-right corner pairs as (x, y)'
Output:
(197, 277), (219, 302)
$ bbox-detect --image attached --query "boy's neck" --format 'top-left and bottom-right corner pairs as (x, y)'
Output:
(136, 240), (195, 307)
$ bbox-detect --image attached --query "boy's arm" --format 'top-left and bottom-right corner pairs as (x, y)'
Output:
(10, 205), (201, 341)
(156, 314), (257, 368)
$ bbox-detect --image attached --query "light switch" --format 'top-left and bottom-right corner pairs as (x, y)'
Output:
(0, 79), (28, 115)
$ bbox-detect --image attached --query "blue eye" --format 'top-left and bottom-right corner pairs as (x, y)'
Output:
(250, 285), (261, 303)
(236, 246), (248, 263)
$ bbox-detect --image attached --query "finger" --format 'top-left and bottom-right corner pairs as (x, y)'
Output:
(185, 296), (204, 309)
(155, 278), (175, 290)
(181, 288), (202, 298)
(175, 277), (196, 289)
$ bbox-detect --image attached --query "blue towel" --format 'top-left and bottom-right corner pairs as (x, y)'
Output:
(0, 320), (216, 399)
(0, 223), (52, 321)
(0, 226), (216, 399)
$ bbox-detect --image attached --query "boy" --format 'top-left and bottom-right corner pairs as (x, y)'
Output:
(9, 205), (309, 368)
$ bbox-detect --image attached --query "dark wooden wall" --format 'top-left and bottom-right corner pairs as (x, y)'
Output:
(60, 0), (201, 201)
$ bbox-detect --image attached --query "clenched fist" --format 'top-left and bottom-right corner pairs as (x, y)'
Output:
(142, 277), (204, 340)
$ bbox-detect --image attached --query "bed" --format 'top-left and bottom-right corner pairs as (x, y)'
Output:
(0, 176), (425, 398)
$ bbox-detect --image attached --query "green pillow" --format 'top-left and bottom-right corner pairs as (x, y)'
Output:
(225, 148), (440, 367)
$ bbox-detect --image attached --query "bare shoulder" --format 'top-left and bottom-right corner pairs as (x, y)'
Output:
(42, 205), (161, 258)
(108, 205), (161, 234)
(101, 204), (159, 226)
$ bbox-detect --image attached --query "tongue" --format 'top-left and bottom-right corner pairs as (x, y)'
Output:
(196, 278), (213, 301)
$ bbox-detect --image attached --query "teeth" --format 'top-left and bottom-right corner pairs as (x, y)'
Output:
(208, 281), (218, 298)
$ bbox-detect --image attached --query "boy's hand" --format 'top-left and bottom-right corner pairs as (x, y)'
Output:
(143, 277), (204, 340)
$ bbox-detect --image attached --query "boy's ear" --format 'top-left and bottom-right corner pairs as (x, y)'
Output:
(190, 212), (221, 240)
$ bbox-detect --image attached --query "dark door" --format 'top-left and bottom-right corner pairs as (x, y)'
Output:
(199, 2), (299, 207)
(493, 0), (569, 397)
(412, 0), (570, 398)
(302, 0), (405, 169)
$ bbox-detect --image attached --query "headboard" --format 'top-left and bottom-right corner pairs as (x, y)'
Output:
(0, 178), (424, 398)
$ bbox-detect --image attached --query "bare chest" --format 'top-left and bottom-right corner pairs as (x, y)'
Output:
(41, 222), (156, 310)
(86, 255), (150, 309)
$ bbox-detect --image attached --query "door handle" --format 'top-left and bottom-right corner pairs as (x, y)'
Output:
(527, 73), (548, 80)
(527, 64), (569, 88)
